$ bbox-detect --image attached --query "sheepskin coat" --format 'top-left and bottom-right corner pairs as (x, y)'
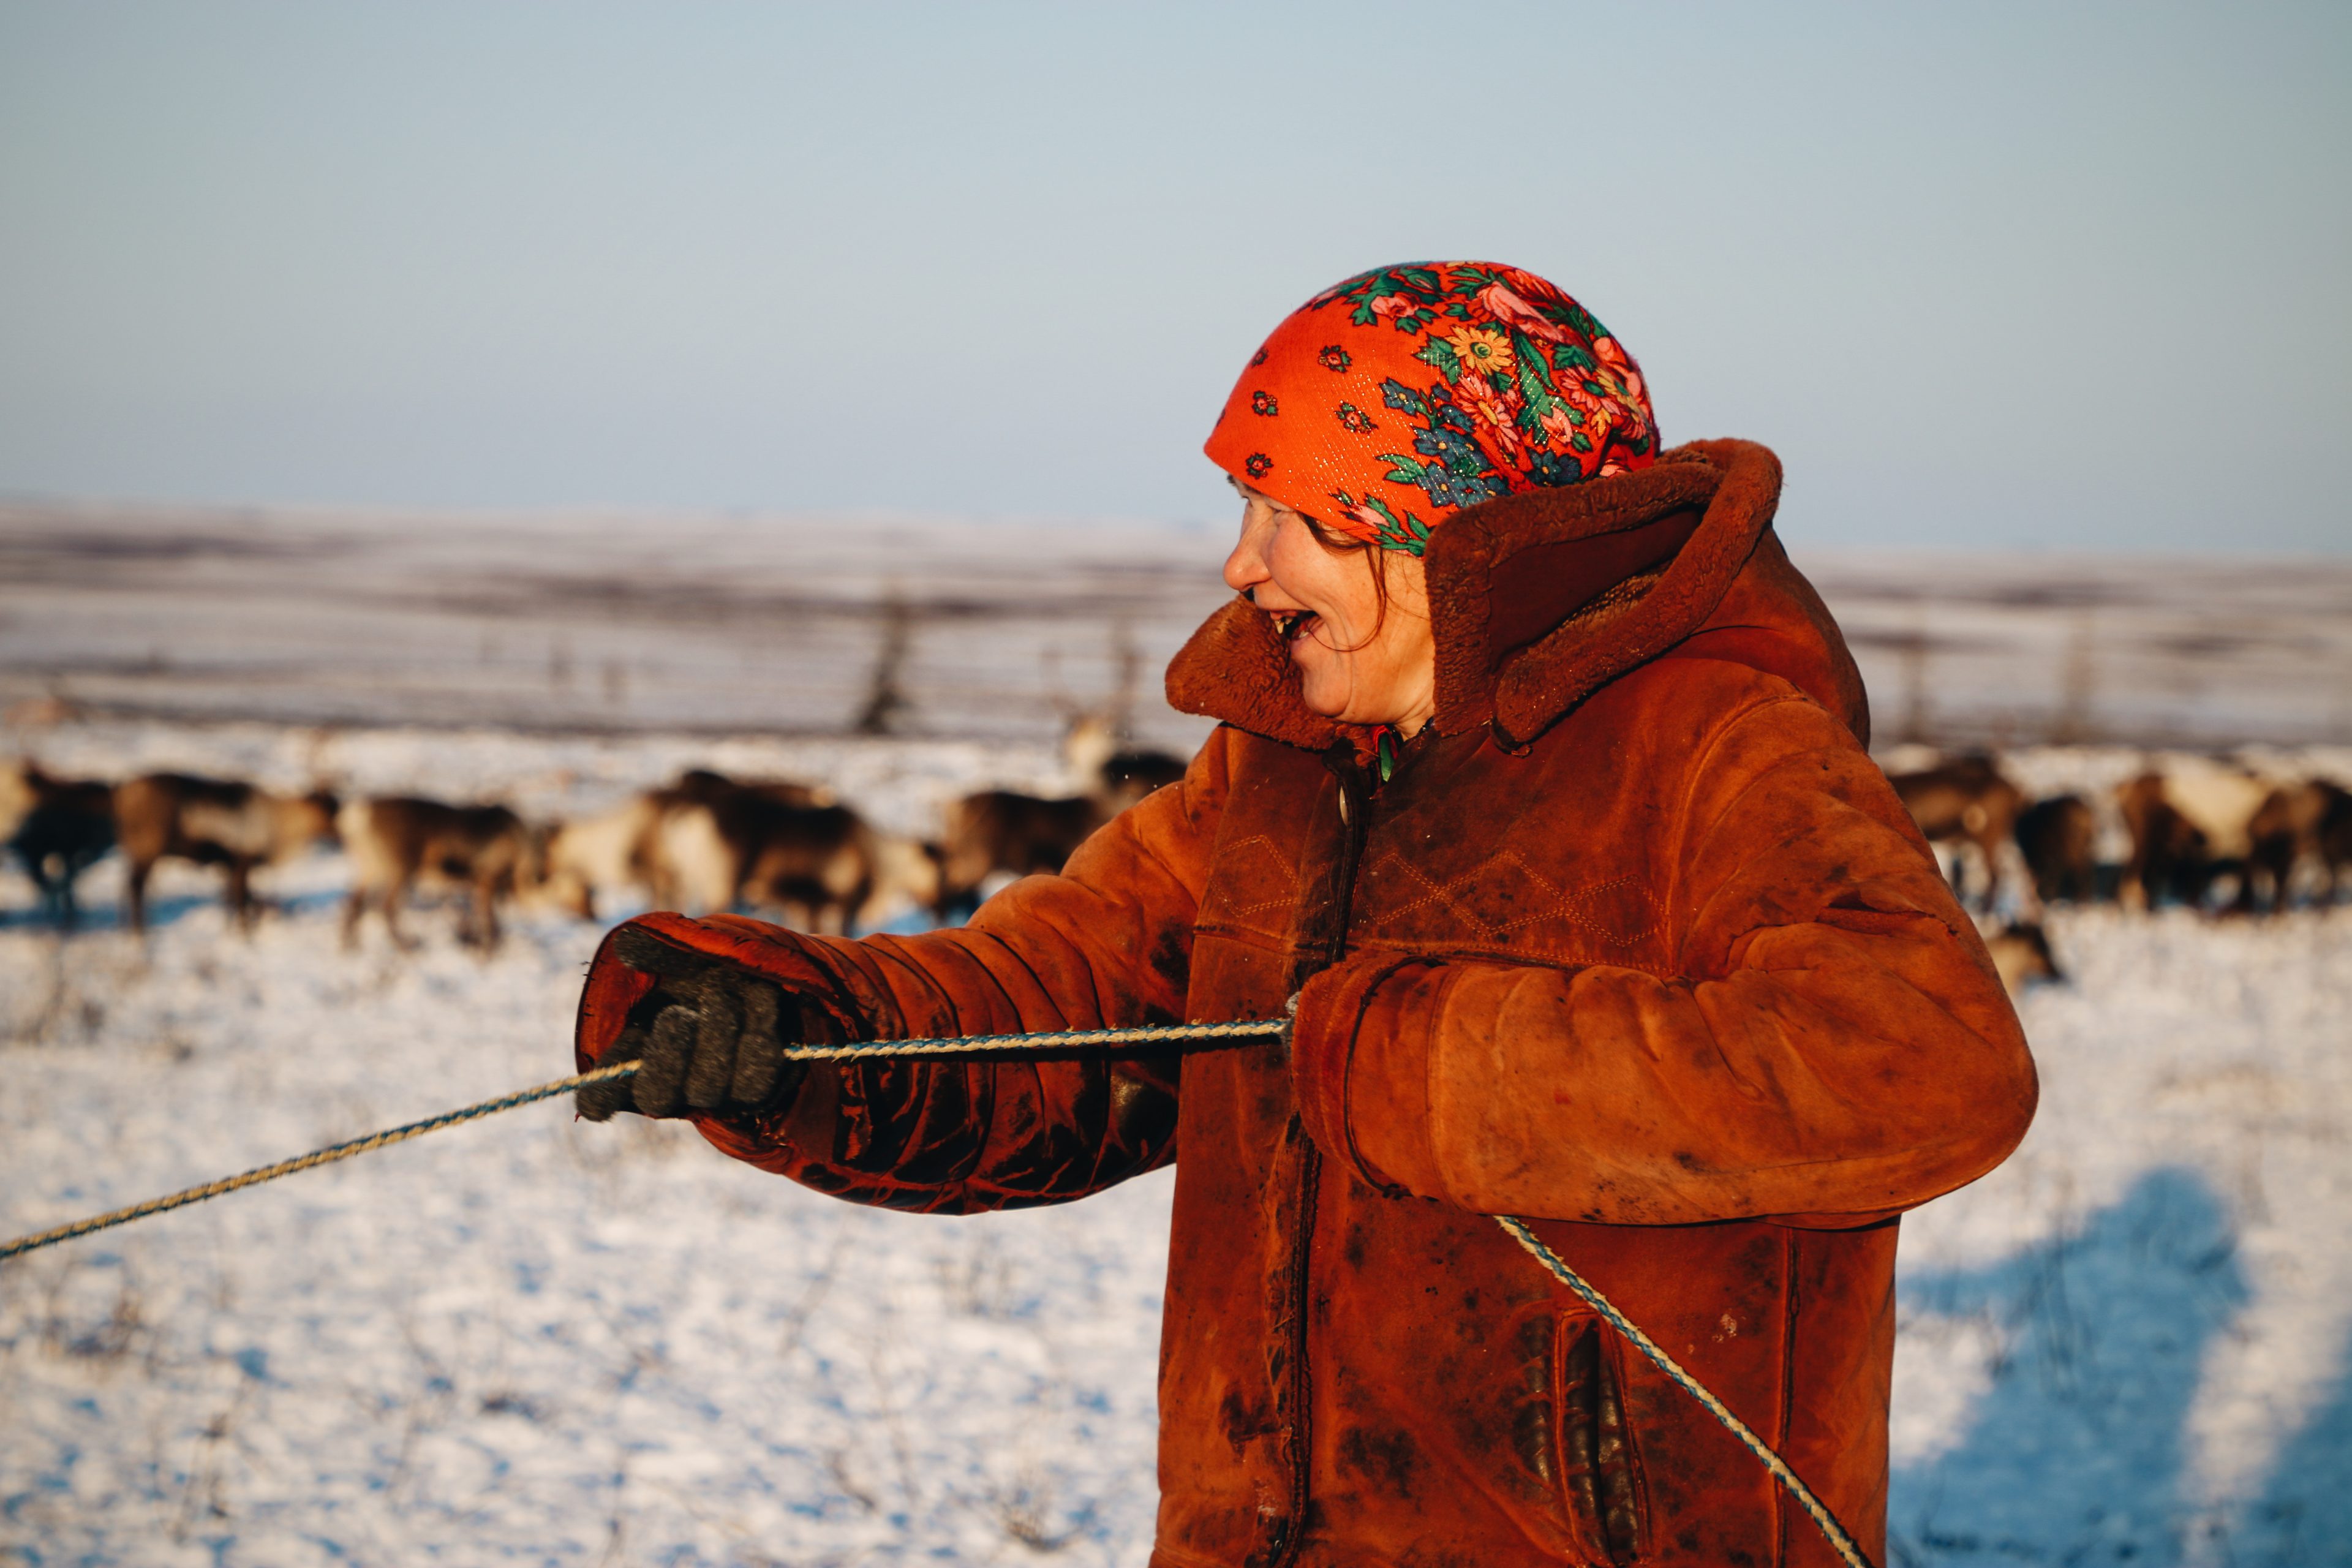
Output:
(576, 439), (2037, 1567)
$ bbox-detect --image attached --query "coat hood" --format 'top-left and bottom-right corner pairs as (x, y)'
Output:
(1166, 438), (1869, 753)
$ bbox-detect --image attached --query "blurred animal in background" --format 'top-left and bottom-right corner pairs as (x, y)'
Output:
(623, 769), (892, 934)
(338, 796), (529, 951)
(739, 802), (876, 935)
(938, 789), (1105, 918)
(638, 772), (807, 913)
(937, 712), (1190, 918)
(115, 773), (338, 934)
(1, 761), (118, 928)
(1060, 710), (1187, 810)
(1888, 753), (2026, 910)
(2117, 757), (2272, 911)
(529, 796), (660, 922)
(2116, 771), (2206, 909)
(2322, 784), (2352, 897)
(862, 833), (948, 929)
(1982, 921), (2064, 997)
(2241, 778), (2352, 913)
(2014, 793), (2098, 906)
(1099, 745), (1188, 810)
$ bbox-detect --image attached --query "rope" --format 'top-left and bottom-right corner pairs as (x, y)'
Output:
(783, 1018), (1286, 1059)
(0, 1022), (1284, 1264)
(1, 1012), (1869, 1564)
(1495, 1216), (1874, 1568)
(0, 1060), (644, 1263)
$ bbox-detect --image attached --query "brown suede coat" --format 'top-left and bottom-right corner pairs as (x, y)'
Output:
(575, 439), (2037, 1567)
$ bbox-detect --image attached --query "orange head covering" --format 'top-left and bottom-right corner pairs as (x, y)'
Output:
(1204, 262), (1659, 554)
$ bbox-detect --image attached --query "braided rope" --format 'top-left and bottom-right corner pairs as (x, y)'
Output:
(1494, 1215), (1874, 1568)
(0, 1060), (643, 1263)
(784, 1018), (1285, 1060)
(0, 1022), (1285, 1264)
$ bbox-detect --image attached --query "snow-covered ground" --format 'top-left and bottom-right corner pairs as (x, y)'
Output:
(4, 724), (2351, 1566)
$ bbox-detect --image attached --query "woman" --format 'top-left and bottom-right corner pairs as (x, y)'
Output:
(574, 261), (2037, 1567)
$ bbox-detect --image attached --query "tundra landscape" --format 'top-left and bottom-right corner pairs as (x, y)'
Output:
(2, 507), (2350, 1566)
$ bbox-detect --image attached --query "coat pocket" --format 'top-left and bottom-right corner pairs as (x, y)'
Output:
(1556, 1315), (1649, 1566)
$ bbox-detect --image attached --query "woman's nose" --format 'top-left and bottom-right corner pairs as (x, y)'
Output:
(1224, 511), (1272, 595)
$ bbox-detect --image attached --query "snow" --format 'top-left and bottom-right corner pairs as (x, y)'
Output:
(1888, 905), (2352, 1566)
(4, 723), (2351, 1564)
(1, 848), (1172, 1565)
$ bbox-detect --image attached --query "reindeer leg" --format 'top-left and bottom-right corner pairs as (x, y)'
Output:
(341, 886), (368, 949)
(227, 859), (255, 935)
(383, 880), (417, 952)
(125, 858), (153, 935)
(474, 880), (501, 952)
(24, 856), (55, 927)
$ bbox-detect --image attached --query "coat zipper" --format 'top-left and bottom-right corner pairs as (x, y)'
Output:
(1270, 1139), (1319, 1568)
(1270, 756), (1371, 1568)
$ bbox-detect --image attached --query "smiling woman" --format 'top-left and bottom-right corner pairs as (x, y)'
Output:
(1221, 478), (1434, 734)
(572, 260), (2038, 1567)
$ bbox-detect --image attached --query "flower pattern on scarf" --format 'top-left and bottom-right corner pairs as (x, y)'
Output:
(1207, 261), (1658, 553)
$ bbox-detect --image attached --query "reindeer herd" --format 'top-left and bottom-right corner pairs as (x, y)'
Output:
(1888, 752), (2352, 919)
(0, 718), (1190, 949)
(4, 734), (2343, 957)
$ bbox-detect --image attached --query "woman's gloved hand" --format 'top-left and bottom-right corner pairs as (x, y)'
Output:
(576, 927), (832, 1121)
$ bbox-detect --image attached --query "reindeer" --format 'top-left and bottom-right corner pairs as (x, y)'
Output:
(1101, 745), (1188, 810)
(861, 833), (949, 929)
(1887, 754), (2025, 911)
(936, 679), (1192, 918)
(530, 796), (660, 922)
(2014, 793), (2098, 905)
(2, 762), (118, 928)
(337, 796), (532, 950)
(114, 773), (338, 933)
(739, 802), (876, 935)
(2117, 758), (2274, 911)
(2322, 784), (2352, 902)
(937, 790), (1107, 917)
(630, 771), (824, 913)
(2239, 778), (2351, 914)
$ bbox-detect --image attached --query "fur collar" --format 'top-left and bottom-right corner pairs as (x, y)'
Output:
(1165, 439), (1784, 752)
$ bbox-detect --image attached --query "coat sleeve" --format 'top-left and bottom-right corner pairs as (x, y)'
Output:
(572, 729), (1234, 1214)
(1289, 693), (2038, 1227)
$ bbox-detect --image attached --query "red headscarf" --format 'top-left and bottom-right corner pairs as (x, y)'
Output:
(1204, 262), (1658, 553)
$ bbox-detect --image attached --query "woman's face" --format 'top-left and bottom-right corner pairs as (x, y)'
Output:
(1222, 482), (1437, 732)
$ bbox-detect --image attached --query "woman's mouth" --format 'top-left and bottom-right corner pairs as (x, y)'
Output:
(1272, 609), (1321, 647)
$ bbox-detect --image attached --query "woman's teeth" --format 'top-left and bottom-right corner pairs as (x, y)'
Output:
(1275, 610), (1319, 643)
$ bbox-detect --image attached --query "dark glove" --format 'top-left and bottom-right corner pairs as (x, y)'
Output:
(576, 927), (828, 1121)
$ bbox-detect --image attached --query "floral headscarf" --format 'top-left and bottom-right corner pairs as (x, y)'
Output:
(1204, 262), (1658, 554)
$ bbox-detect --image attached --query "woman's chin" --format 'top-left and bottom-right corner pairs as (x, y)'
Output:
(1295, 672), (1354, 721)
(1291, 649), (1376, 723)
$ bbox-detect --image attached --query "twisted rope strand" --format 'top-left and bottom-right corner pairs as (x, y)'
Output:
(784, 1018), (1285, 1060)
(1494, 1215), (1874, 1568)
(0, 1060), (643, 1264)
(1, 1016), (1870, 1566)
(0, 1022), (1286, 1264)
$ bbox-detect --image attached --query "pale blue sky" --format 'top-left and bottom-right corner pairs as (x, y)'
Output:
(1, 2), (2345, 550)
